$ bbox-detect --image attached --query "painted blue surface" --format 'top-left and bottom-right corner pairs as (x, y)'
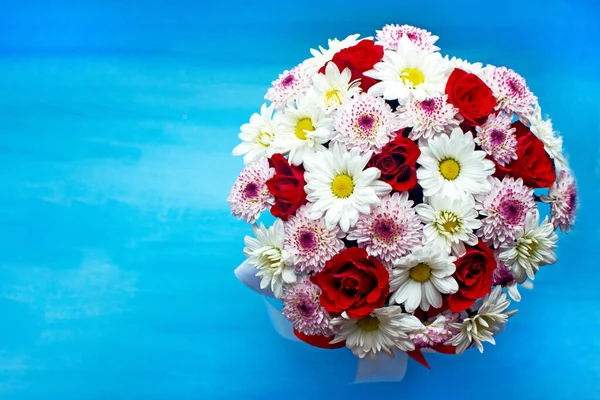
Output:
(0, 0), (599, 398)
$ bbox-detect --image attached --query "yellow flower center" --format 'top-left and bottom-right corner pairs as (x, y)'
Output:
(325, 89), (343, 106)
(439, 159), (460, 180)
(410, 263), (431, 283)
(257, 131), (273, 147)
(357, 316), (379, 332)
(400, 68), (425, 87)
(438, 211), (460, 233)
(442, 219), (458, 232)
(294, 118), (315, 140)
(331, 174), (354, 198)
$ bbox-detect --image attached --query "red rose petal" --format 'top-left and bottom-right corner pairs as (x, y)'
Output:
(293, 329), (346, 349)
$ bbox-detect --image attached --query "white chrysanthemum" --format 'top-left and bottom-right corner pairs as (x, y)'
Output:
(284, 205), (345, 274)
(375, 24), (440, 53)
(484, 65), (537, 116)
(243, 220), (297, 298)
(528, 103), (567, 170)
(446, 287), (517, 354)
(265, 61), (312, 108)
(227, 158), (274, 223)
(416, 193), (482, 257)
(540, 169), (578, 232)
(330, 307), (423, 359)
(476, 176), (536, 248)
(474, 113), (517, 167)
(365, 35), (451, 104)
(232, 103), (282, 164)
(276, 92), (334, 166)
(332, 92), (402, 153)
(389, 243), (458, 312)
(312, 62), (361, 112)
(417, 128), (495, 199)
(307, 34), (363, 71)
(444, 56), (484, 76)
(397, 95), (460, 141)
(498, 210), (558, 284)
(347, 192), (423, 262)
(409, 312), (460, 348)
(303, 143), (392, 232)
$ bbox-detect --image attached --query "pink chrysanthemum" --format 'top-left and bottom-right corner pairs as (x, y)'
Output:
(486, 66), (537, 115)
(375, 24), (440, 53)
(475, 113), (518, 166)
(284, 205), (345, 274)
(409, 313), (459, 348)
(281, 280), (335, 337)
(476, 177), (536, 248)
(398, 95), (460, 141)
(265, 62), (312, 108)
(346, 192), (423, 262)
(492, 259), (521, 301)
(333, 92), (402, 153)
(492, 262), (517, 287)
(227, 158), (274, 223)
(541, 170), (578, 232)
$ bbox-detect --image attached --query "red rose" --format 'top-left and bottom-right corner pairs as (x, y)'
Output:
(445, 68), (497, 126)
(494, 121), (556, 188)
(266, 154), (307, 220)
(319, 40), (384, 91)
(367, 131), (420, 191)
(448, 241), (496, 312)
(310, 247), (389, 319)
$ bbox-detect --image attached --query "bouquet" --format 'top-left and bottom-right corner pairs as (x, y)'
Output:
(228, 24), (578, 369)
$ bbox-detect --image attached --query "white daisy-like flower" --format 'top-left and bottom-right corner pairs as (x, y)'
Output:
(375, 24), (440, 53)
(365, 35), (451, 104)
(397, 95), (460, 141)
(282, 280), (336, 337)
(416, 193), (482, 257)
(540, 169), (578, 232)
(389, 243), (458, 312)
(312, 62), (361, 112)
(528, 103), (567, 169)
(243, 220), (297, 298)
(332, 92), (402, 153)
(498, 210), (558, 284)
(474, 113), (518, 166)
(346, 192), (423, 262)
(227, 158), (274, 223)
(303, 143), (392, 232)
(409, 312), (460, 348)
(277, 92), (334, 166)
(265, 61), (312, 108)
(232, 103), (282, 164)
(330, 306), (423, 359)
(446, 287), (517, 354)
(476, 176), (536, 248)
(444, 56), (484, 76)
(307, 34), (363, 71)
(284, 205), (345, 274)
(417, 127), (495, 199)
(484, 65), (537, 116)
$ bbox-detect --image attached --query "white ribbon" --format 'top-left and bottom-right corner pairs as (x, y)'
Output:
(355, 351), (408, 383)
(234, 259), (412, 383)
(234, 259), (274, 298)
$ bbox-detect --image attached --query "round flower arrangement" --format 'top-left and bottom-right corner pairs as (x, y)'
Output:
(228, 24), (578, 366)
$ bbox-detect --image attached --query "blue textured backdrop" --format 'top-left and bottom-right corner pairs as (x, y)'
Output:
(0, 1), (599, 398)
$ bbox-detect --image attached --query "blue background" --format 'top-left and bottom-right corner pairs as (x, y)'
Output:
(1, 0), (599, 398)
